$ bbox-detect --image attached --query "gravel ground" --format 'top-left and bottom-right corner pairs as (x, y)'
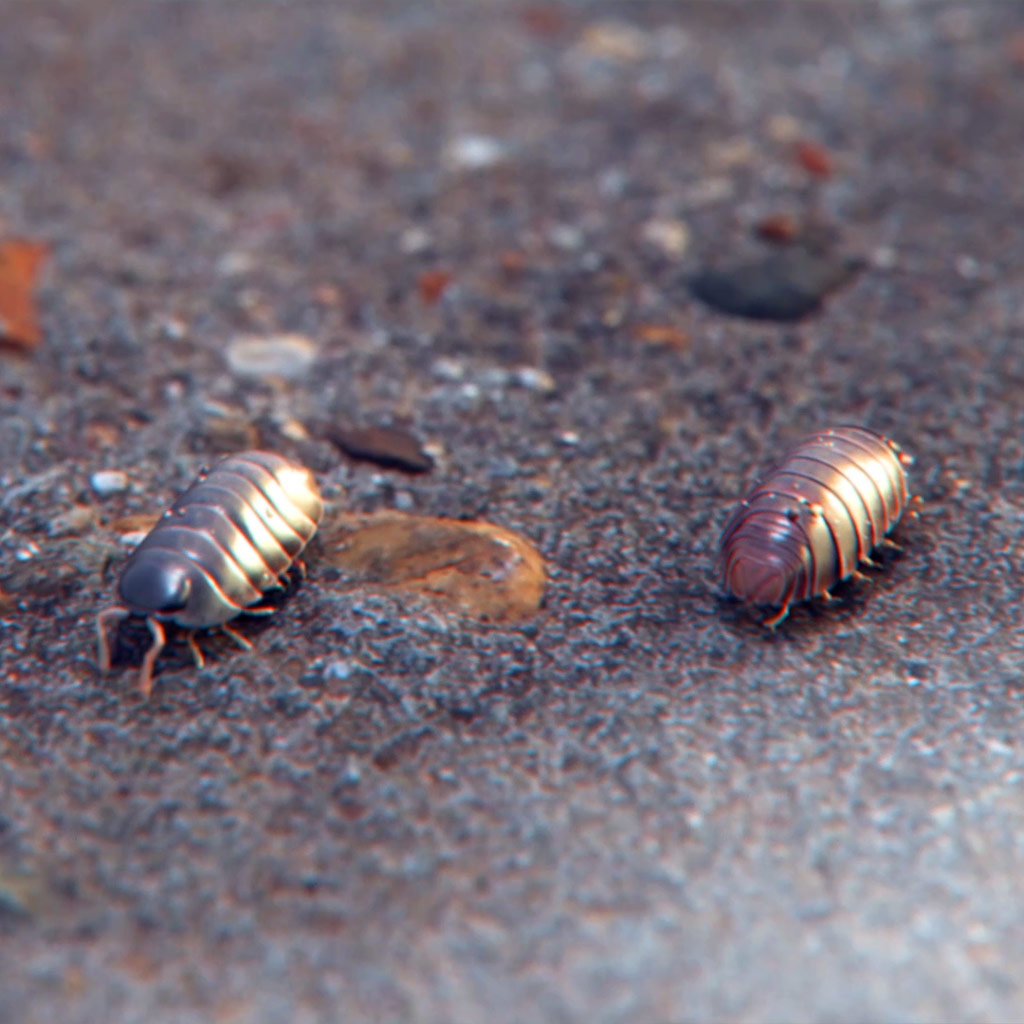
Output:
(3, 2), (1024, 1021)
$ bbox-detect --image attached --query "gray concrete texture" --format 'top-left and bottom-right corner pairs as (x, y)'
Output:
(2, 2), (1024, 1021)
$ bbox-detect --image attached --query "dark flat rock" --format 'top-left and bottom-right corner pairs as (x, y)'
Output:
(689, 247), (865, 321)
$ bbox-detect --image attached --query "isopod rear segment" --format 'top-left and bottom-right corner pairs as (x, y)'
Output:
(717, 426), (913, 627)
(96, 450), (323, 697)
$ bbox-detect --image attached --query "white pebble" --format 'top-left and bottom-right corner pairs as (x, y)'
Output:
(226, 333), (317, 380)
(514, 366), (556, 395)
(90, 470), (130, 497)
(548, 224), (584, 251)
(640, 218), (690, 258)
(399, 227), (433, 255)
(444, 134), (507, 171)
(324, 659), (358, 682)
(433, 357), (467, 381)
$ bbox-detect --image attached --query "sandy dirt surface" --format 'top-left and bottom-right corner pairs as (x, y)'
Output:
(3, 2), (1024, 1021)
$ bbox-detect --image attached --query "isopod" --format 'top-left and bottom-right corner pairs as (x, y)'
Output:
(717, 426), (913, 627)
(96, 450), (323, 697)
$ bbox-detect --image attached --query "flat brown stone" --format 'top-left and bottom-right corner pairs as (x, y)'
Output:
(322, 511), (545, 623)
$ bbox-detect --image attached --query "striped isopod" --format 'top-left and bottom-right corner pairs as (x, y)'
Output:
(717, 426), (913, 627)
(96, 450), (323, 697)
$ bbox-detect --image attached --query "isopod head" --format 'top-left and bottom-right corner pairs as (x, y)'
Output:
(118, 550), (193, 617)
(719, 505), (810, 609)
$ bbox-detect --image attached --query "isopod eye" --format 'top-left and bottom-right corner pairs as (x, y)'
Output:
(119, 559), (193, 615)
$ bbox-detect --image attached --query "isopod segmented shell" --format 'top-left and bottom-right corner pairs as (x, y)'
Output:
(96, 450), (323, 697)
(717, 426), (913, 627)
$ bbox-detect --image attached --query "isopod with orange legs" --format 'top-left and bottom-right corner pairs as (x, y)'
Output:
(96, 451), (323, 697)
(717, 426), (913, 627)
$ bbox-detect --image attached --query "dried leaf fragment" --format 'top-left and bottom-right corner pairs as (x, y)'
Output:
(0, 238), (50, 353)
(754, 213), (799, 245)
(632, 323), (690, 349)
(328, 425), (434, 474)
(323, 512), (546, 623)
(794, 139), (834, 179)
(417, 269), (453, 306)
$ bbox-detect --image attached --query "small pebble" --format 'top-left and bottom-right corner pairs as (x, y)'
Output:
(90, 470), (130, 497)
(432, 357), (466, 382)
(399, 227), (433, 255)
(576, 21), (649, 63)
(226, 333), (317, 380)
(513, 366), (557, 395)
(548, 224), (585, 251)
(640, 218), (690, 258)
(444, 134), (507, 171)
(323, 660), (358, 682)
(216, 250), (256, 277)
(277, 417), (310, 442)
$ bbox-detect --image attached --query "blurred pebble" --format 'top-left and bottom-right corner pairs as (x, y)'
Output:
(156, 317), (187, 340)
(872, 246), (898, 270)
(277, 417), (310, 442)
(432, 357), (466, 381)
(689, 246), (864, 322)
(767, 114), (803, 142)
(576, 21), (649, 62)
(399, 227), (433, 255)
(444, 134), (507, 171)
(640, 218), (690, 258)
(216, 250), (256, 276)
(707, 137), (755, 168)
(226, 333), (317, 380)
(90, 470), (130, 497)
(15, 542), (39, 562)
(513, 366), (557, 394)
(548, 224), (585, 251)
(202, 402), (259, 450)
(323, 659), (358, 682)
(328, 425), (434, 474)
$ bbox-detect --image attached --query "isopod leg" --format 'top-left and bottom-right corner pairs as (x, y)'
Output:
(96, 606), (129, 672)
(186, 633), (206, 669)
(138, 617), (167, 700)
(879, 538), (902, 551)
(221, 623), (253, 651)
(762, 603), (790, 630)
(243, 606), (277, 617)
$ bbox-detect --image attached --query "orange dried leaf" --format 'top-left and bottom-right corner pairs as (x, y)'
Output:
(324, 512), (546, 623)
(417, 269), (453, 306)
(794, 139), (833, 179)
(0, 238), (49, 353)
(107, 513), (161, 536)
(498, 249), (528, 276)
(519, 4), (568, 38)
(754, 213), (799, 244)
(632, 323), (690, 349)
